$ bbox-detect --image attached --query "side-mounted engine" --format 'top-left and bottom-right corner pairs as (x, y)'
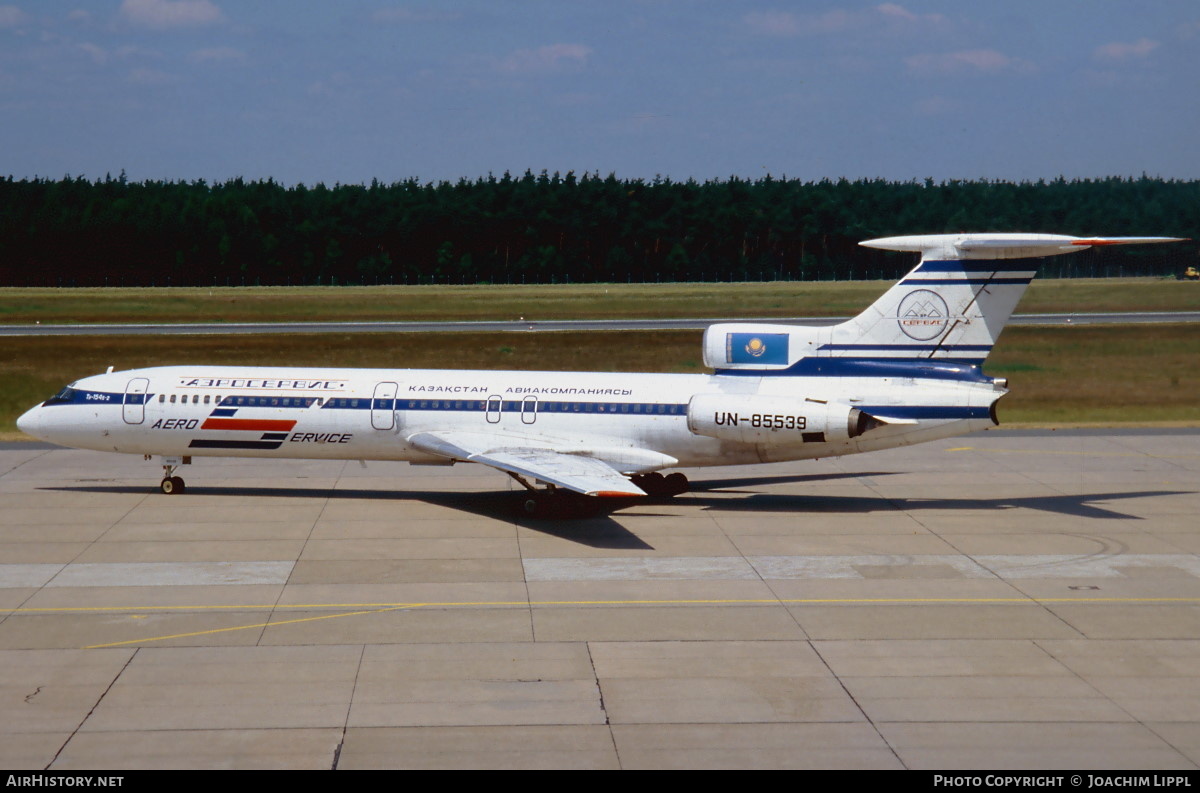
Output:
(686, 393), (881, 445)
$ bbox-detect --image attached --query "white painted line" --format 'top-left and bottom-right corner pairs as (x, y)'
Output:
(0, 564), (67, 588)
(523, 554), (1200, 582)
(749, 554), (992, 579)
(974, 554), (1200, 579)
(43, 561), (295, 587)
(523, 557), (758, 582)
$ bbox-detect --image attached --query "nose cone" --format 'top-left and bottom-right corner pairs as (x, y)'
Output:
(16, 405), (43, 440)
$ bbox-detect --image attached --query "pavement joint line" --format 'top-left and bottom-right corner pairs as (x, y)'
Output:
(66, 596), (1200, 649)
(946, 446), (1200, 459)
(8, 595), (1200, 617)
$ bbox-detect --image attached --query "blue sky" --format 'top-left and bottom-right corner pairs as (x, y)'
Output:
(2, 1), (1197, 185)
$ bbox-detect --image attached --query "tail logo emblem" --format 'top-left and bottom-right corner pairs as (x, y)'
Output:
(897, 289), (950, 340)
(745, 337), (767, 357)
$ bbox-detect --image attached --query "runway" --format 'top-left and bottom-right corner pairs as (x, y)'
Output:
(3, 311), (1199, 336)
(2, 429), (1199, 769)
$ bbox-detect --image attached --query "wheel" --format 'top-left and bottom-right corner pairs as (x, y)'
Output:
(160, 476), (185, 495)
(632, 472), (667, 495)
(521, 492), (594, 519)
(633, 471), (686, 497)
(171, 476), (186, 494)
(664, 472), (689, 496)
(523, 494), (561, 518)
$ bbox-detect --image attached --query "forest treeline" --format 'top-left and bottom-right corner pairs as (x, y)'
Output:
(1, 172), (1196, 287)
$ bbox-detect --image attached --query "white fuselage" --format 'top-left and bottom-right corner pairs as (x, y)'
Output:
(18, 364), (1001, 471)
(19, 233), (1182, 496)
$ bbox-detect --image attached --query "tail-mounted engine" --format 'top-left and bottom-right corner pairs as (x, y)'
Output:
(702, 323), (827, 372)
(686, 394), (881, 445)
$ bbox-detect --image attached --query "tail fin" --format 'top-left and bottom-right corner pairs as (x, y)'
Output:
(704, 233), (1183, 375)
(833, 233), (1185, 365)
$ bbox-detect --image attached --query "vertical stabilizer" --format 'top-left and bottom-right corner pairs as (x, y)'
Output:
(830, 233), (1184, 364)
(704, 233), (1184, 375)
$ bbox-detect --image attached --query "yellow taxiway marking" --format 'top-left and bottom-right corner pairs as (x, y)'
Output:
(84, 604), (418, 649)
(32, 596), (1200, 649)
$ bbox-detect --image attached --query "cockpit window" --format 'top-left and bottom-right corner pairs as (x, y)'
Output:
(44, 385), (78, 406)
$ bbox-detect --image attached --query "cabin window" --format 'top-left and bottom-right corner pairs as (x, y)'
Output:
(169, 395), (176, 404)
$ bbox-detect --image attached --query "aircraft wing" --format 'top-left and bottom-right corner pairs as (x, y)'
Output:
(406, 431), (648, 497)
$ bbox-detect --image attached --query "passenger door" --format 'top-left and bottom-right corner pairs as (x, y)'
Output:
(123, 378), (150, 424)
(371, 382), (398, 430)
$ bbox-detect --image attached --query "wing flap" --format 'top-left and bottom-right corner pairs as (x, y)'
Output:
(407, 431), (647, 497)
(476, 450), (646, 497)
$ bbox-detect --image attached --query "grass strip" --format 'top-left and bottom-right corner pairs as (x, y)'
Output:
(2, 278), (1198, 324)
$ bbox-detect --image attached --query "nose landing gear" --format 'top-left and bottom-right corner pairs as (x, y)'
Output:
(160, 475), (186, 495)
(154, 455), (190, 495)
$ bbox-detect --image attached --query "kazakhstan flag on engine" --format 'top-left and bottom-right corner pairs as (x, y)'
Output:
(726, 333), (789, 365)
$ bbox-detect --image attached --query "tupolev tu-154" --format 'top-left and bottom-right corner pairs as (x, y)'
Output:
(17, 233), (1184, 516)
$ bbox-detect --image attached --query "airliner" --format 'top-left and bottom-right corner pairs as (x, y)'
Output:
(17, 233), (1183, 516)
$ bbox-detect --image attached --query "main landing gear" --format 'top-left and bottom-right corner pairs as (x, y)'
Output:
(152, 455), (190, 495)
(507, 471), (690, 519)
(630, 472), (689, 497)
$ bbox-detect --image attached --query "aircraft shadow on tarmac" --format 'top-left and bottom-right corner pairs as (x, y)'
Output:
(43, 465), (1193, 548)
(686, 487), (1192, 521)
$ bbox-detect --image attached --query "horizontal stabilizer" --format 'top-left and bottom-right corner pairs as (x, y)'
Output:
(861, 233), (1186, 260)
(1068, 237), (1188, 246)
